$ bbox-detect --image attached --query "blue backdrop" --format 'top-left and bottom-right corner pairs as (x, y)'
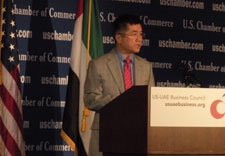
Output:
(14, 0), (225, 155)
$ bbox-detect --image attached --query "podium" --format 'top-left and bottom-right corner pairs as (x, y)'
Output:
(100, 86), (225, 156)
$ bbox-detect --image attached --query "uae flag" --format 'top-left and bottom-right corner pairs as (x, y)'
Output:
(0, 0), (26, 156)
(61, 0), (104, 156)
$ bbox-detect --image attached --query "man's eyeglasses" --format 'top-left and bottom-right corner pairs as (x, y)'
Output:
(117, 32), (145, 38)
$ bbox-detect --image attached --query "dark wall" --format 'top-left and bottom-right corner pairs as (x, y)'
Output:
(14, 0), (225, 155)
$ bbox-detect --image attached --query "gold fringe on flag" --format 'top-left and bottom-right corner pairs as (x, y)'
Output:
(0, 0), (5, 85)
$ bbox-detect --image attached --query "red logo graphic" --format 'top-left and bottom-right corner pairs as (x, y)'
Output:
(211, 99), (225, 119)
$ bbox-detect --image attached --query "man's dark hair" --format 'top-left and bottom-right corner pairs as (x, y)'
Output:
(113, 14), (143, 37)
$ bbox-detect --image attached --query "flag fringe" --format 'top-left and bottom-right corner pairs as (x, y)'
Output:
(61, 130), (78, 156)
(0, 0), (4, 85)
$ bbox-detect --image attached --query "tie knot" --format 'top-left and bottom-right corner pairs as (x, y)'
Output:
(124, 57), (132, 64)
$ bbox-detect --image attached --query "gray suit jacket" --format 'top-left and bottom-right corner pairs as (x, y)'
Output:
(84, 49), (155, 130)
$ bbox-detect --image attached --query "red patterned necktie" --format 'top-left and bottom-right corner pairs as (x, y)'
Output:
(124, 56), (133, 90)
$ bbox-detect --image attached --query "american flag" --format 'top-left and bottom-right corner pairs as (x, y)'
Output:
(0, 0), (26, 156)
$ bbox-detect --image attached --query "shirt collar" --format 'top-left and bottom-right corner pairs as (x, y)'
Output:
(115, 48), (134, 63)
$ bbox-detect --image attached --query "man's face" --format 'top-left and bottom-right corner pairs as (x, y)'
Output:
(116, 24), (144, 56)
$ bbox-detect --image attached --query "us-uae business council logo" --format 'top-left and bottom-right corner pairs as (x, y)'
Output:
(211, 95), (225, 119)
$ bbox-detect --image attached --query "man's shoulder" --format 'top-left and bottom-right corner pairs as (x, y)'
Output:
(134, 54), (151, 65)
(92, 49), (116, 63)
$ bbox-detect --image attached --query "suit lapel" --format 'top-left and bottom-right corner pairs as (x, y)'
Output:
(106, 51), (125, 93)
(135, 56), (144, 85)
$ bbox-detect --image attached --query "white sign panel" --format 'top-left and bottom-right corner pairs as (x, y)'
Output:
(150, 87), (225, 127)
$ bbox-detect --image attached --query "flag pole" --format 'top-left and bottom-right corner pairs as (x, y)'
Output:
(81, 0), (93, 133)
(87, 0), (92, 54)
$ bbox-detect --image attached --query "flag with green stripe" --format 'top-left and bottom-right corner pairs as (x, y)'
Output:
(61, 0), (104, 155)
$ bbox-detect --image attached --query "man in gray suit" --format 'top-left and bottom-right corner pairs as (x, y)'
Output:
(84, 14), (155, 156)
